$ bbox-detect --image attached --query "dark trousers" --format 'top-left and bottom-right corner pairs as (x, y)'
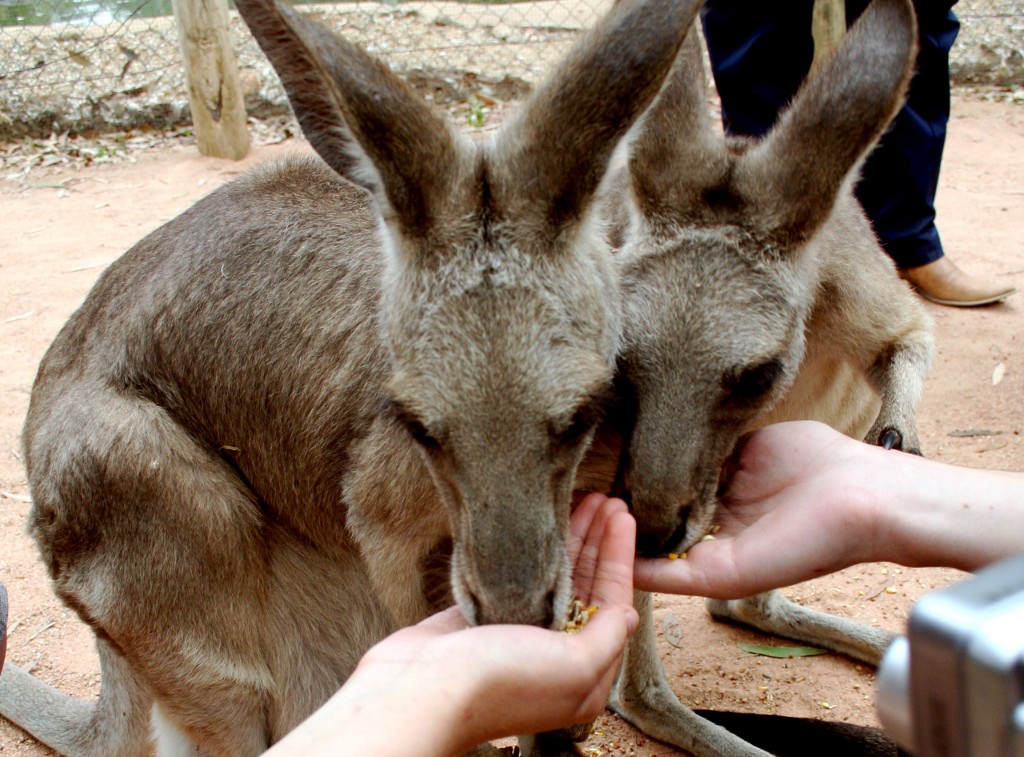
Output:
(701, 0), (960, 269)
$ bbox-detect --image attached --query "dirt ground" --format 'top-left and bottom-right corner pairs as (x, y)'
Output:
(1, 93), (1022, 756)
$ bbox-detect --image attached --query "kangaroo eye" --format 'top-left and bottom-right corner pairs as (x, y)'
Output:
(402, 417), (442, 452)
(552, 382), (614, 448)
(552, 381), (614, 446)
(726, 358), (784, 401)
(382, 399), (443, 452)
(557, 409), (598, 447)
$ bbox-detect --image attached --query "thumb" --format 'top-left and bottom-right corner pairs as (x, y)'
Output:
(633, 540), (747, 599)
(576, 601), (639, 658)
(416, 606), (471, 633)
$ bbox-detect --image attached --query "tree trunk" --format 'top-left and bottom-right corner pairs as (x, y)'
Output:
(812, 0), (846, 71)
(172, 0), (250, 160)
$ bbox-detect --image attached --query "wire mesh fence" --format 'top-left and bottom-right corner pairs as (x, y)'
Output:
(0, 0), (1022, 141)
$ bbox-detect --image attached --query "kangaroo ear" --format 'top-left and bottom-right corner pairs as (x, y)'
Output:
(235, 0), (462, 240)
(627, 25), (728, 225)
(735, 0), (917, 245)
(492, 0), (704, 234)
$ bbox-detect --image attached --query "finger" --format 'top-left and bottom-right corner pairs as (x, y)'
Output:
(573, 498), (628, 599)
(568, 492), (609, 563)
(572, 496), (617, 595)
(718, 429), (754, 496)
(416, 605), (471, 633)
(634, 529), (826, 599)
(575, 602), (636, 669)
(633, 540), (752, 599)
(571, 602), (637, 714)
(586, 509), (636, 608)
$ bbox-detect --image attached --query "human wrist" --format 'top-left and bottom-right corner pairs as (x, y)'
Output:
(866, 449), (1022, 572)
(846, 443), (944, 568)
(811, 433), (899, 568)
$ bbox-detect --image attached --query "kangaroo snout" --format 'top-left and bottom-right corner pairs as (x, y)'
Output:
(458, 563), (567, 628)
(635, 508), (692, 557)
(452, 526), (570, 628)
(467, 585), (560, 629)
(624, 462), (718, 556)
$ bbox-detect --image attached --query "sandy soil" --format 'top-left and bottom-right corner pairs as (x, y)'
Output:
(1, 93), (1022, 756)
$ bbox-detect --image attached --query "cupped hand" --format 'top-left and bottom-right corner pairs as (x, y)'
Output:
(634, 421), (884, 599)
(328, 494), (638, 755)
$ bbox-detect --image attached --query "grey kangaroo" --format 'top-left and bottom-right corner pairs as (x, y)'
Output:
(572, 0), (934, 754)
(0, 0), (704, 754)
(0, 0), (932, 756)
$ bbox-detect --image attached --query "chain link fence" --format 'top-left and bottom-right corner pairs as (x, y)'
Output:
(0, 0), (1022, 140)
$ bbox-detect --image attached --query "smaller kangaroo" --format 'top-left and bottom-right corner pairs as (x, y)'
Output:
(575, 0), (934, 754)
(0, 0), (704, 754)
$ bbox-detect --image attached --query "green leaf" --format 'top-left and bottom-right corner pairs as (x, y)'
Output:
(736, 643), (828, 658)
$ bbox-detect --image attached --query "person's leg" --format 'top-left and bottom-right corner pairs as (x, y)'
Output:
(851, 0), (952, 270)
(700, 0), (815, 138)
(705, 0), (1014, 306)
(851, 0), (1014, 305)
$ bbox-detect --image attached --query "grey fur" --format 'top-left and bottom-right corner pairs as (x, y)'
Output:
(583, 1), (932, 754)
(0, 0), (933, 755)
(0, 0), (702, 754)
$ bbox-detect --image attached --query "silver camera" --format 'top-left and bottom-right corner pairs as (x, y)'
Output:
(876, 553), (1024, 757)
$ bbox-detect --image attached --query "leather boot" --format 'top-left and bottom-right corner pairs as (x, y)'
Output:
(902, 256), (1017, 307)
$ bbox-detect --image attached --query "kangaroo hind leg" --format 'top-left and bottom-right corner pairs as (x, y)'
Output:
(706, 590), (895, 665)
(0, 637), (153, 757)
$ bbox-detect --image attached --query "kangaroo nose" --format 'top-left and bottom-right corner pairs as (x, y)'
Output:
(467, 588), (558, 628)
(635, 529), (667, 557)
(540, 590), (557, 629)
(466, 591), (484, 626)
(635, 509), (691, 556)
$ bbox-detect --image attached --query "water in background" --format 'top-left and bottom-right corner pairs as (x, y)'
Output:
(0, 0), (176, 26)
(0, 0), (500, 27)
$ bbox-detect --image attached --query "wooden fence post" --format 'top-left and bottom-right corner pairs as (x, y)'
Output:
(172, 0), (250, 160)
(811, 0), (846, 71)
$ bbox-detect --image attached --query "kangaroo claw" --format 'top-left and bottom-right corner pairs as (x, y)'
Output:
(880, 428), (901, 450)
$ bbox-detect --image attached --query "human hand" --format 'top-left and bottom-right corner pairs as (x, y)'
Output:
(359, 493), (638, 750)
(634, 421), (884, 599)
(269, 494), (638, 756)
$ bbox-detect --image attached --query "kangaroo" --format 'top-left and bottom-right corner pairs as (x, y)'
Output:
(0, 0), (704, 754)
(573, 0), (934, 754)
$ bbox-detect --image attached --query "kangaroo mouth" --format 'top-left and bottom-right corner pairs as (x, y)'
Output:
(626, 479), (720, 556)
(677, 484), (723, 554)
(666, 516), (701, 554)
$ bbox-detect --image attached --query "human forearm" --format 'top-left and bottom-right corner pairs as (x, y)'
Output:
(870, 447), (1024, 572)
(264, 665), (476, 757)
